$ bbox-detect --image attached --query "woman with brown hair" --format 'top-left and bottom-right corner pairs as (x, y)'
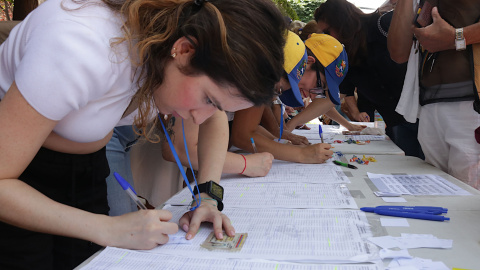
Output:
(0, 0), (286, 268)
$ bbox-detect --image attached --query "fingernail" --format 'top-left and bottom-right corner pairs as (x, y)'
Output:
(186, 233), (192, 240)
(217, 232), (223, 239)
(182, 224), (189, 232)
(229, 230), (235, 236)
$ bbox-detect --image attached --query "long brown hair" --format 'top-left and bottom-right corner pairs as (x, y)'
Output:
(74, 0), (286, 141)
(314, 0), (370, 66)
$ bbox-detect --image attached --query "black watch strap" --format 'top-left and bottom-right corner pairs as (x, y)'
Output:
(192, 182), (224, 211)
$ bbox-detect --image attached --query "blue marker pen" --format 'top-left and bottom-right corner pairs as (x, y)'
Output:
(114, 172), (147, 210)
(360, 207), (443, 215)
(374, 209), (450, 221)
(375, 206), (448, 213)
(319, 125), (324, 143)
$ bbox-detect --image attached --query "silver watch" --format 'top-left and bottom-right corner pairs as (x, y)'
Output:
(455, 28), (466, 51)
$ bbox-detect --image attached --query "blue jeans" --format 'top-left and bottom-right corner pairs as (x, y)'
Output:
(106, 126), (139, 216)
(390, 120), (425, 160)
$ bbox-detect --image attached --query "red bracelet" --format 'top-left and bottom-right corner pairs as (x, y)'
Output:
(240, 154), (247, 174)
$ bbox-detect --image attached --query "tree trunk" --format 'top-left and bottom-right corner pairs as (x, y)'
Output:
(3, 0), (11, 21)
(12, 0), (38, 21)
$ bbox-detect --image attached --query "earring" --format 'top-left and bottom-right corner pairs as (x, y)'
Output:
(171, 48), (176, 58)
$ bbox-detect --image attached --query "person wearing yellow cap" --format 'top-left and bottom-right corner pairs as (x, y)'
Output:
(282, 33), (366, 132)
(231, 31), (337, 163)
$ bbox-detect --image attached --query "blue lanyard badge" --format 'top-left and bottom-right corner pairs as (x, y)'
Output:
(278, 104), (283, 142)
(159, 114), (201, 211)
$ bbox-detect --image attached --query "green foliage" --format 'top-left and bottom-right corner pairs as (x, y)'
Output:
(272, 0), (299, 21)
(289, 0), (325, 23)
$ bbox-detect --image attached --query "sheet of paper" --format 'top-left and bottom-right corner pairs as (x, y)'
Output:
(368, 234), (453, 249)
(82, 247), (384, 270)
(382, 197), (407, 203)
(345, 135), (386, 141)
(146, 206), (379, 263)
(165, 182), (358, 209)
(367, 173), (471, 196)
(389, 257), (450, 270)
(380, 218), (410, 227)
(222, 162), (350, 184)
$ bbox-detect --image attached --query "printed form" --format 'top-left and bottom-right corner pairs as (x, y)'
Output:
(166, 182), (358, 209)
(142, 206), (379, 263)
(82, 247), (383, 270)
(367, 173), (471, 196)
(222, 162), (350, 184)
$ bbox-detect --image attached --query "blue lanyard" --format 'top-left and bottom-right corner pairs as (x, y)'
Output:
(158, 114), (201, 211)
(278, 104), (283, 142)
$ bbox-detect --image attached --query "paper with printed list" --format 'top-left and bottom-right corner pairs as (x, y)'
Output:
(165, 182), (358, 209)
(143, 205), (379, 263)
(222, 161), (350, 184)
(367, 173), (471, 196)
(81, 246), (384, 270)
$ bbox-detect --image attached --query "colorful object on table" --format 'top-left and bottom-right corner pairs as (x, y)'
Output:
(350, 155), (376, 165)
(360, 205), (450, 222)
(333, 138), (371, 144)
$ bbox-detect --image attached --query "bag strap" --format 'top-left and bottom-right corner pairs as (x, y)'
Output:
(469, 45), (480, 114)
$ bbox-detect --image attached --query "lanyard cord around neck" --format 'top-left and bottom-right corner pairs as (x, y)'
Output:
(278, 104), (283, 142)
(159, 114), (201, 211)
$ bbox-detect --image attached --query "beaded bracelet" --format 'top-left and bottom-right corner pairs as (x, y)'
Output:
(240, 154), (247, 174)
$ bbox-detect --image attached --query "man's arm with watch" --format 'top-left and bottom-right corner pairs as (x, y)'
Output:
(178, 110), (235, 241)
(412, 6), (480, 53)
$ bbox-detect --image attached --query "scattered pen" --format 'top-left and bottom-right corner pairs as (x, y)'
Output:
(318, 125), (324, 143)
(360, 207), (444, 215)
(361, 206), (448, 214)
(250, 137), (258, 153)
(373, 209), (450, 222)
(114, 172), (147, 210)
(333, 160), (358, 169)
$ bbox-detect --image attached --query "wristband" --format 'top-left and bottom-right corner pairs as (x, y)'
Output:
(240, 154), (247, 174)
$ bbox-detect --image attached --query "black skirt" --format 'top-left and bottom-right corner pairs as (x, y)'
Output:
(0, 147), (110, 270)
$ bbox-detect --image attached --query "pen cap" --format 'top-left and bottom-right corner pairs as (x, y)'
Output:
(250, 138), (255, 144)
(113, 172), (136, 194)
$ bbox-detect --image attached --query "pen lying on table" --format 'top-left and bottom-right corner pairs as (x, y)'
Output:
(360, 205), (450, 221)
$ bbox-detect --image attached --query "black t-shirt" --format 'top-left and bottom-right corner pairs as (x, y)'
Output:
(339, 11), (406, 127)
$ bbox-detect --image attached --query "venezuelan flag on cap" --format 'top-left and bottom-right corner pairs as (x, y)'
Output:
(305, 33), (348, 105)
(279, 31), (307, 108)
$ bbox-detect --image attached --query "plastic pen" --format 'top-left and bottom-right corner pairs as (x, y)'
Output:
(114, 172), (147, 210)
(318, 125), (324, 143)
(366, 206), (448, 213)
(250, 137), (258, 153)
(373, 209), (450, 221)
(360, 207), (444, 215)
(333, 160), (358, 169)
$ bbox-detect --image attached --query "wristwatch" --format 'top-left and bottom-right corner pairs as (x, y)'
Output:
(192, 181), (224, 211)
(455, 28), (466, 51)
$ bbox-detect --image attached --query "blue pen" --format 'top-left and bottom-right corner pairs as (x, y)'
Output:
(361, 206), (448, 213)
(374, 209), (450, 221)
(114, 172), (147, 210)
(376, 206), (448, 213)
(318, 125), (324, 143)
(250, 137), (258, 153)
(361, 207), (443, 215)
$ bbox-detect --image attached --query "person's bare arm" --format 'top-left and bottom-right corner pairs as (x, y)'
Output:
(324, 107), (366, 131)
(0, 82), (178, 250)
(412, 7), (480, 53)
(388, 0), (415, 63)
(285, 98), (335, 132)
(231, 107), (333, 163)
(344, 96), (370, 122)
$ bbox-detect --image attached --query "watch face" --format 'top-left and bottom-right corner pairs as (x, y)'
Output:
(210, 181), (224, 201)
(456, 39), (466, 50)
